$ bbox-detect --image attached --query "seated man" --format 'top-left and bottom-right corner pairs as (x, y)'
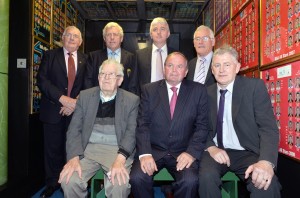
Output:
(130, 52), (209, 198)
(199, 46), (281, 197)
(59, 59), (139, 198)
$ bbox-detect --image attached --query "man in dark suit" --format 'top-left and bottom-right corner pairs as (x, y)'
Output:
(199, 46), (281, 197)
(37, 26), (87, 197)
(84, 22), (134, 91)
(129, 17), (175, 95)
(130, 52), (209, 198)
(186, 25), (216, 86)
(59, 59), (139, 198)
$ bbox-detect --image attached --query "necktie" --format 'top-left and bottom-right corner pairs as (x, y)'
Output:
(156, 48), (164, 81)
(195, 58), (206, 84)
(110, 51), (116, 60)
(216, 89), (227, 149)
(67, 52), (76, 97)
(170, 87), (178, 119)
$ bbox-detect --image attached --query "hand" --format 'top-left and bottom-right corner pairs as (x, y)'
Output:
(58, 156), (81, 184)
(207, 146), (230, 167)
(140, 155), (157, 176)
(59, 106), (75, 116)
(176, 152), (195, 171)
(245, 160), (274, 190)
(110, 154), (129, 186)
(59, 95), (77, 109)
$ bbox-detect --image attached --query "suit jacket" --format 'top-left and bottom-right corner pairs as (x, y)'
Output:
(186, 57), (216, 86)
(66, 87), (139, 161)
(206, 76), (279, 165)
(84, 48), (135, 91)
(136, 79), (209, 161)
(128, 46), (175, 95)
(37, 47), (87, 124)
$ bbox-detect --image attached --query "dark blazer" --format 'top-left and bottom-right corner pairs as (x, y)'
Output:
(128, 46), (175, 95)
(186, 57), (216, 86)
(84, 48), (135, 91)
(206, 76), (279, 165)
(136, 79), (209, 161)
(66, 87), (139, 161)
(37, 47), (86, 124)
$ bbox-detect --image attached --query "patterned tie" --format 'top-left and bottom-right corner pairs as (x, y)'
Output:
(110, 51), (116, 60)
(195, 58), (206, 84)
(67, 52), (76, 97)
(156, 48), (164, 81)
(170, 87), (178, 119)
(216, 89), (227, 149)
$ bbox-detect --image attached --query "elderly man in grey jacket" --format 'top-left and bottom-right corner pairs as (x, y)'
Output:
(59, 59), (139, 198)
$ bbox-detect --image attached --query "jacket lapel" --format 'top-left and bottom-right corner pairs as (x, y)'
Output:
(115, 88), (123, 137)
(158, 81), (172, 121)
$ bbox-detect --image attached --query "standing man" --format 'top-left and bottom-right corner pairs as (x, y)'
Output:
(199, 46), (281, 197)
(130, 52), (209, 198)
(37, 26), (86, 197)
(129, 17), (175, 95)
(186, 25), (216, 86)
(59, 59), (139, 198)
(84, 22), (135, 91)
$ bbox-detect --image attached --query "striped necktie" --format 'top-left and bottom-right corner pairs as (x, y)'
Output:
(156, 48), (164, 81)
(195, 58), (206, 84)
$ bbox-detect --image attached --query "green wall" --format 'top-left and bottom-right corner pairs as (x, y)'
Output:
(0, 0), (9, 186)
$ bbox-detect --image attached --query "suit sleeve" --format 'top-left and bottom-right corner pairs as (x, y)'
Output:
(135, 85), (152, 155)
(186, 86), (209, 160)
(128, 50), (140, 95)
(66, 92), (86, 161)
(118, 95), (140, 158)
(84, 52), (97, 89)
(37, 50), (64, 104)
(254, 80), (279, 165)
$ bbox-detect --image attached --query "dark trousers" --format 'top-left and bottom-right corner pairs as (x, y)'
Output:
(43, 117), (69, 187)
(198, 150), (281, 198)
(130, 154), (199, 198)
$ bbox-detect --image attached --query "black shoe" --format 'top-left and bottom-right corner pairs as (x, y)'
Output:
(40, 185), (59, 198)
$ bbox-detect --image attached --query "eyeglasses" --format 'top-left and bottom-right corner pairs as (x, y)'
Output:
(63, 33), (80, 39)
(194, 36), (212, 42)
(99, 72), (121, 79)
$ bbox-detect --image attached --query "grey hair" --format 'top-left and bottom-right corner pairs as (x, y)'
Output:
(103, 22), (124, 38)
(213, 46), (239, 63)
(63, 26), (82, 42)
(150, 17), (169, 32)
(193, 25), (214, 39)
(99, 59), (124, 76)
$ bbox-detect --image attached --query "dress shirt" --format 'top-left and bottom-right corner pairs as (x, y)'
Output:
(193, 51), (213, 82)
(151, 44), (168, 82)
(213, 80), (245, 150)
(63, 48), (78, 74)
(107, 48), (121, 63)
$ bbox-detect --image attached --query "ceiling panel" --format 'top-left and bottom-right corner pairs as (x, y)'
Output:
(72, 0), (205, 22)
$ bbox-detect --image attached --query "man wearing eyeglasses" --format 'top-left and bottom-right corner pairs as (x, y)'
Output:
(37, 26), (87, 197)
(84, 22), (135, 92)
(59, 59), (139, 198)
(186, 25), (216, 86)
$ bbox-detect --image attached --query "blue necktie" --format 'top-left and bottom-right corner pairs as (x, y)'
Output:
(216, 89), (227, 149)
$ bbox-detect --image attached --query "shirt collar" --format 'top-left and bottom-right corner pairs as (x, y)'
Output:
(107, 48), (121, 56)
(152, 44), (167, 53)
(217, 79), (234, 94)
(100, 90), (117, 102)
(63, 48), (78, 57)
(198, 51), (213, 62)
(166, 81), (181, 90)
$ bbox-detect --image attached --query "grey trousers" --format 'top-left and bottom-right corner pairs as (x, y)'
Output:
(61, 143), (133, 198)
